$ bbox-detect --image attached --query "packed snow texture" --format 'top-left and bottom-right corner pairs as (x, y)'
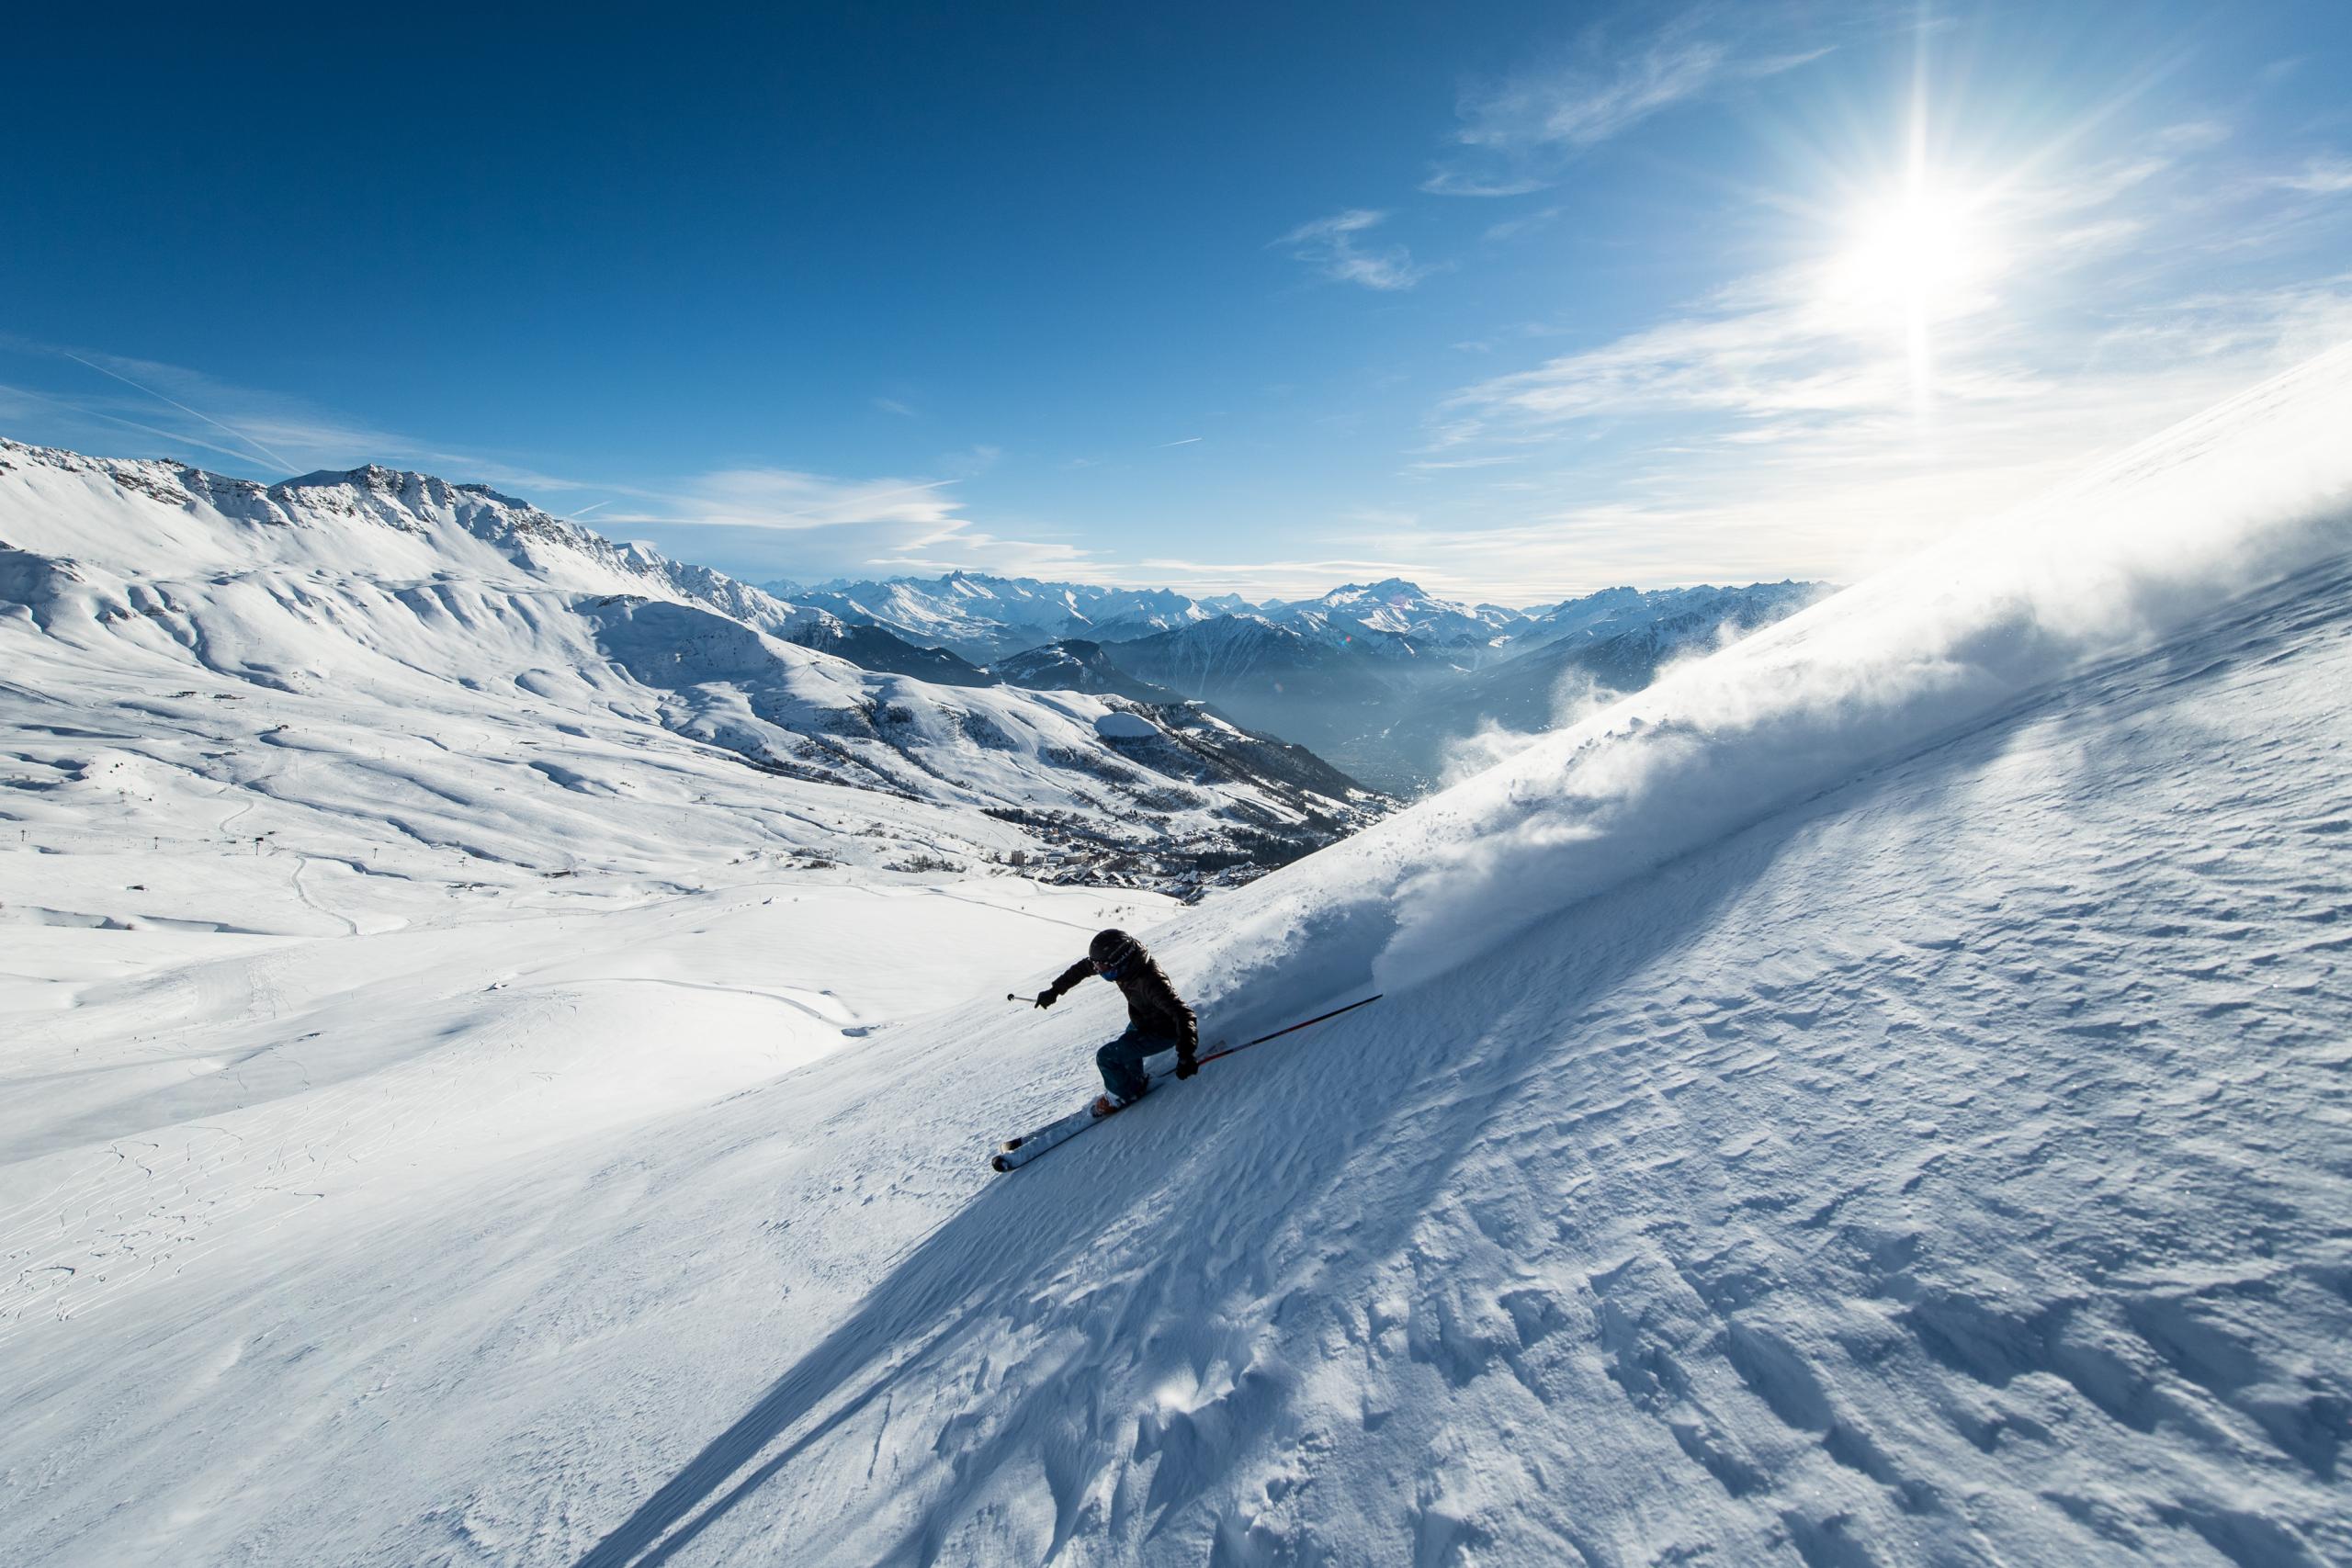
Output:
(6, 345), (2352, 1565)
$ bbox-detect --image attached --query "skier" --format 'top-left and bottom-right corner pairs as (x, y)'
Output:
(1032, 928), (1198, 1115)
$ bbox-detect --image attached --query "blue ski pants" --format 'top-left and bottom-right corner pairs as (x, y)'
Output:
(1097, 1025), (1179, 1102)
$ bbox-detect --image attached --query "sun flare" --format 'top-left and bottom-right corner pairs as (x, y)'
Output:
(1831, 176), (2001, 407)
(1845, 189), (1981, 310)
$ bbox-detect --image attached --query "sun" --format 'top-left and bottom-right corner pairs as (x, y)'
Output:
(1830, 175), (2001, 406)
(1844, 187), (1979, 310)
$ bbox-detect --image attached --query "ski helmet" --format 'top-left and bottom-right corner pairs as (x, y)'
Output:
(1090, 929), (1139, 969)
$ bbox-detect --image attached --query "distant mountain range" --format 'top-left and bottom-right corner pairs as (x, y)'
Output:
(765, 572), (1216, 662)
(763, 570), (1835, 793)
(763, 570), (1532, 663)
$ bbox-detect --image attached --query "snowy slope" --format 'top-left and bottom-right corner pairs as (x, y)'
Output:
(0, 444), (1381, 893)
(6, 345), (2352, 1566)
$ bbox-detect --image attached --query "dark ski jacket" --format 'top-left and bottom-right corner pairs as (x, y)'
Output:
(1048, 952), (1198, 1053)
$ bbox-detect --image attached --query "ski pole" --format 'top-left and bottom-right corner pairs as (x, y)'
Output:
(1195, 993), (1382, 1067)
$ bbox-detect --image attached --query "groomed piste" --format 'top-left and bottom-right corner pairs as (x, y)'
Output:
(6, 346), (2352, 1564)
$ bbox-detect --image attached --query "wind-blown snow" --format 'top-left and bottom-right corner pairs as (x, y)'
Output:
(6, 347), (2352, 1566)
(1216, 344), (2352, 1008)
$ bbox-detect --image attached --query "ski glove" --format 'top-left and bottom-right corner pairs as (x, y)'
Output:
(1034, 988), (1058, 1010)
(1175, 1048), (1199, 1080)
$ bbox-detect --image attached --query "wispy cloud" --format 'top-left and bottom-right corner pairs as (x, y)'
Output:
(1275, 209), (1434, 290)
(1424, 15), (1829, 197)
(872, 396), (917, 418)
(1482, 206), (1563, 243)
(2153, 119), (2230, 153)
(1402, 453), (1527, 475)
(594, 466), (1101, 583)
(1455, 36), (1727, 154)
(2267, 157), (2352, 195)
(939, 443), (1002, 479)
(1420, 171), (1552, 199)
(1435, 266), (1947, 437)
(605, 469), (963, 534)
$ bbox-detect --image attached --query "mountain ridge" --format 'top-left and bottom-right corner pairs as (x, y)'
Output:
(9, 439), (1828, 800)
(0, 436), (1387, 896)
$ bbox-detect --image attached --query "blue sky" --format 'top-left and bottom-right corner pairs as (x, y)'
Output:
(6, 1), (2349, 604)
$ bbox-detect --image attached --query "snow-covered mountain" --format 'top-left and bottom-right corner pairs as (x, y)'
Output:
(772, 607), (994, 685)
(772, 571), (1528, 664)
(0, 442), (1383, 896)
(7, 346), (2348, 1566)
(991, 637), (1183, 704)
(1267, 576), (1525, 649)
(1513, 581), (1825, 656)
(768, 570), (1818, 675)
(1079, 613), (1422, 782)
(763, 570), (1214, 662)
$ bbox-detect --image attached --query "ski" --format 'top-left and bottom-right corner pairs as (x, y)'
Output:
(991, 1105), (1097, 1170)
(991, 1100), (1121, 1172)
(989, 993), (1382, 1173)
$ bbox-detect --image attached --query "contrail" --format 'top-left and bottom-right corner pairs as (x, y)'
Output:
(1157, 436), (1203, 447)
(63, 351), (301, 474)
(17, 385), (269, 471)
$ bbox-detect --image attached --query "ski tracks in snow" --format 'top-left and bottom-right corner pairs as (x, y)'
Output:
(291, 855), (362, 938)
